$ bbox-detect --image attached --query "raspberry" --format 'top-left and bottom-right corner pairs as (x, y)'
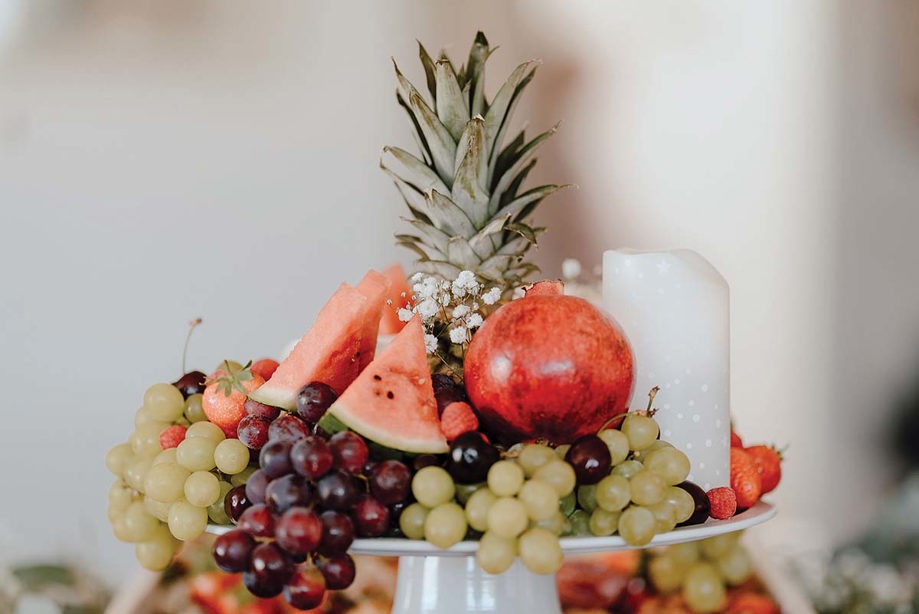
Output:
(440, 401), (479, 441)
(159, 425), (187, 450)
(706, 486), (737, 519)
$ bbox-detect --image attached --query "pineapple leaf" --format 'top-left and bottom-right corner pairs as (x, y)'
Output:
(483, 61), (538, 167)
(488, 65), (537, 181)
(468, 212), (511, 259)
(417, 258), (463, 279)
(488, 123), (558, 216)
(381, 146), (448, 193)
(465, 31), (491, 116)
(382, 167), (433, 220)
(397, 93), (433, 166)
(452, 117), (490, 227)
(417, 42), (439, 104)
(435, 61), (470, 141)
(494, 184), (561, 223)
(500, 159), (536, 208)
(395, 233), (447, 260)
(408, 90), (457, 186)
(446, 237), (482, 267)
(505, 222), (539, 245)
(427, 189), (477, 236)
(396, 237), (436, 262)
(405, 217), (452, 254)
(493, 129), (526, 189)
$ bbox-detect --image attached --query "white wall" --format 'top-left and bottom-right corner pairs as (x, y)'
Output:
(2, 0), (913, 585)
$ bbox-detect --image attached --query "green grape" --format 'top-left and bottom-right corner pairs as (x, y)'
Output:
(184, 394), (206, 423)
(486, 497), (529, 539)
(487, 460), (524, 497)
(682, 562), (727, 613)
(167, 500), (208, 541)
(647, 501), (677, 534)
(153, 448), (178, 467)
(518, 444), (556, 477)
(214, 439), (250, 475)
(464, 487), (497, 532)
(144, 383), (186, 422)
(412, 466), (455, 508)
(134, 407), (167, 430)
(577, 484), (598, 513)
(208, 481), (233, 524)
(455, 482), (482, 506)
(122, 502), (160, 542)
(588, 509), (620, 536)
(144, 462), (190, 503)
(106, 443), (134, 476)
(131, 422), (167, 457)
(664, 486), (696, 524)
(184, 471), (221, 507)
(518, 528), (563, 575)
(611, 459), (644, 479)
(617, 506), (656, 546)
(621, 414), (659, 451)
(399, 503), (430, 540)
(135, 525), (180, 571)
(559, 490), (576, 517)
(598, 429), (630, 464)
(112, 516), (133, 542)
(518, 479), (559, 521)
(424, 502), (467, 549)
(124, 456), (154, 491)
(700, 532), (740, 559)
(230, 465), (257, 487)
(629, 471), (666, 506)
(185, 421), (225, 442)
(533, 460), (576, 497)
(533, 511), (567, 536)
(717, 545), (753, 586)
(595, 474), (631, 512)
(554, 444), (571, 459)
(176, 437), (217, 472)
(476, 531), (517, 575)
(108, 481), (134, 512)
(643, 447), (691, 486)
(648, 554), (686, 593)
(144, 496), (171, 522)
(566, 509), (591, 536)
(215, 360), (243, 374)
(645, 440), (673, 453)
(668, 542), (701, 567)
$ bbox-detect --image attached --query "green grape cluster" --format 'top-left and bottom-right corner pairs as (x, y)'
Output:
(647, 532), (754, 613)
(105, 382), (252, 571)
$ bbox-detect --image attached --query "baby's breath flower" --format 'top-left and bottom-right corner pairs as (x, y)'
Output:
(424, 334), (438, 354)
(452, 305), (471, 319)
(397, 307), (414, 323)
(449, 327), (468, 344)
(482, 287), (502, 305)
(466, 313), (484, 329)
(417, 298), (439, 318)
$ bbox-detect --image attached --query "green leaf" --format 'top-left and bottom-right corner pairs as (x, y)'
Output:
(464, 31), (491, 115)
(468, 212), (509, 260)
(435, 61), (470, 141)
(500, 159), (536, 208)
(396, 236), (436, 261)
(426, 189), (477, 236)
(405, 217), (452, 254)
(381, 146), (449, 194)
(505, 222), (538, 245)
(494, 184), (561, 221)
(446, 237), (482, 267)
(483, 61), (538, 167)
(489, 123), (558, 216)
(394, 64), (457, 185)
(492, 129), (526, 189)
(397, 88), (433, 166)
(452, 117), (490, 227)
(417, 42), (439, 103)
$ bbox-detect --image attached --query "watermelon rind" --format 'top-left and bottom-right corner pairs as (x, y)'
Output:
(320, 404), (448, 455)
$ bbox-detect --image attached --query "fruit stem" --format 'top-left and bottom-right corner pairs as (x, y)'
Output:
(182, 318), (203, 374)
(646, 386), (660, 413)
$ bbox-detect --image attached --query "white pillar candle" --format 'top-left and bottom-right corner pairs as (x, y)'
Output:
(602, 249), (730, 490)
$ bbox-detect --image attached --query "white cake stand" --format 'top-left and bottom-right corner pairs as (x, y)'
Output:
(209, 501), (775, 614)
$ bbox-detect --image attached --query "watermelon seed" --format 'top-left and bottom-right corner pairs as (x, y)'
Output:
(387, 391), (395, 400)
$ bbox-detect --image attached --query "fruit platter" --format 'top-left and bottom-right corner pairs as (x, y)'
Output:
(104, 32), (783, 614)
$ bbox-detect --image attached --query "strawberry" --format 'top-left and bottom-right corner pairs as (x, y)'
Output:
(730, 448), (762, 509)
(726, 593), (780, 614)
(440, 401), (479, 441)
(745, 444), (783, 494)
(203, 361), (265, 438)
(706, 486), (737, 519)
(730, 430), (744, 448)
(251, 358), (280, 381)
(159, 424), (187, 449)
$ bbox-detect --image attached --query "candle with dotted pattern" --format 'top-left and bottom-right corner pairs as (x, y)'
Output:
(602, 249), (730, 490)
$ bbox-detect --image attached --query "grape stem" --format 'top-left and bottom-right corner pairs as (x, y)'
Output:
(182, 318), (203, 374)
(597, 386), (661, 432)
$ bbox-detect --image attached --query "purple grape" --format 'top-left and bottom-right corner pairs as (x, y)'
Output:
(290, 436), (334, 480)
(225, 484), (251, 522)
(431, 373), (457, 394)
(317, 553), (356, 590)
(369, 460), (412, 506)
(329, 431), (369, 474)
(238, 415), (271, 451)
(435, 386), (467, 417)
(412, 454), (441, 472)
(173, 371), (206, 398)
(259, 439), (293, 479)
(676, 481), (711, 526)
(295, 382), (338, 423)
(246, 542), (292, 597)
(268, 414), (311, 443)
(265, 474), (312, 514)
(352, 495), (390, 537)
(318, 510), (354, 556)
(212, 529), (255, 572)
(244, 398), (281, 420)
(275, 507), (323, 557)
(446, 431), (499, 483)
(316, 469), (361, 511)
(283, 569), (326, 610)
(565, 434), (612, 485)
(245, 469), (269, 504)
(237, 503), (275, 538)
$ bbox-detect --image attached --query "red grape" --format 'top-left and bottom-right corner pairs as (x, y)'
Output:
(295, 382), (338, 423)
(412, 454), (441, 471)
(259, 439), (294, 479)
(290, 436), (334, 480)
(247, 542), (293, 597)
(329, 431), (369, 474)
(316, 470), (361, 511)
(283, 569), (326, 610)
(244, 398), (281, 420)
(352, 495), (390, 537)
(676, 481), (711, 526)
(238, 503), (275, 538)
(565, 434), (612, 484)
(369, 460), (412, 506)
(276, 507), (323, 557)
(317, 554), (356, 590)
(265, 474), (312, 514)
(431, 373), (457, 394)
(224, 485), (251, 522)
(269, 413), (311, 443)
(446, 431), (499, 483)
(238, 415), (271, 451)
(173, 371), (206, 398)
(245, 469), (269, 504)
(212, 529), (255, 572)
(318, 510), (354, 556)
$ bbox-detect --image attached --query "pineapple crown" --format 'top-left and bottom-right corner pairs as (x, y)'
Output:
(381, 31), (564, 294)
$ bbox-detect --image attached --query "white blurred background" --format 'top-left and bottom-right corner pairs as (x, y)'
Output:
(1, 0), (918, 588)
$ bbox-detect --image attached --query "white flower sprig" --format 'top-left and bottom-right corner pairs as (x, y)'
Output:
(399, 270), (502, 354)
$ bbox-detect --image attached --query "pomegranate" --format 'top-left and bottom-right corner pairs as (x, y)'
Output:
(464, 295), (633, 444)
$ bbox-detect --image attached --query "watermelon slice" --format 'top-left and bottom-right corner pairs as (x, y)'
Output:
(248, 283), (368, 409)
(355, 270), (390, 370)
(379, 264), (412, 335)
(319, 317), (448, 454)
